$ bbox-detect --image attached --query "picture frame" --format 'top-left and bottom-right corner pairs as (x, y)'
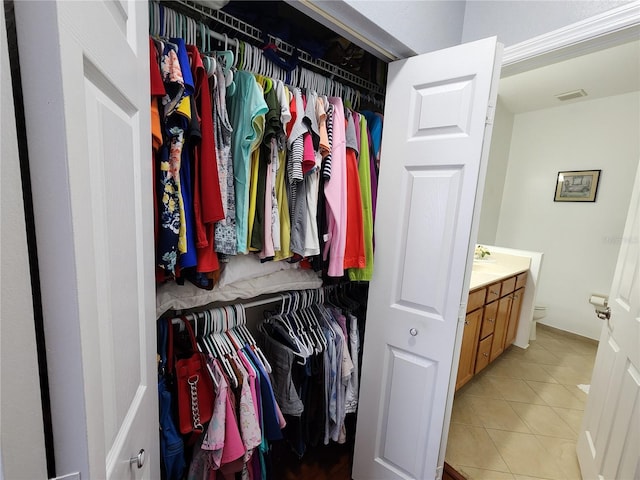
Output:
(554, 170), (601, 202)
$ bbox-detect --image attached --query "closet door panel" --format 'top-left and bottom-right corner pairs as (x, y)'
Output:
(13, 1), (158, 479)
(353, 36), (501, 480)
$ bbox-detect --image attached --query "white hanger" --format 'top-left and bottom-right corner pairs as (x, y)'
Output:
(161, 6), (167, 37)
(192, 17), (197, 45)
(244, 42), (251, 71)
(237, 304), (273, 373)
(172, 10), (177, 38)
(258, 46), (266, 76)
(233, 38), (240, 68)
(187, 314), (219, 388)
(169, 9), (175, 37)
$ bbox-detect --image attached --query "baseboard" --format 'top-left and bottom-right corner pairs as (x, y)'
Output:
(443, 462), (467, 480)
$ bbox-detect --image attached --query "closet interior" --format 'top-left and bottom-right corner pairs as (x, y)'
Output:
(150, 1), (388, 478)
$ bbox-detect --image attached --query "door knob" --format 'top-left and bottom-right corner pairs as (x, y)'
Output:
(596, 307), (611, 320)
(130, 449), (145, 469)
(409, 328), (418, 336)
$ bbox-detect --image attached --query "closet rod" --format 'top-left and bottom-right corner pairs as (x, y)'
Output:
(166, 0), (385, 96)
(170, 294), (288, 325)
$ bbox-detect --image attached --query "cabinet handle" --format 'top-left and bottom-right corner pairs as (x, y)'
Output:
(490, 290), (499, 296)
(483, 353), (489, 357)
(464, 320), (469, 325)
(488, 318), (494, 323)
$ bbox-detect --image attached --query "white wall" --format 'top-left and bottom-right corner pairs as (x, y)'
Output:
(289, 0), (466, 59)
(462, 0), (633, 46)
(0, 5), (48, 479)
(494, 91), (640, 340)
(477, 97), (514, 245)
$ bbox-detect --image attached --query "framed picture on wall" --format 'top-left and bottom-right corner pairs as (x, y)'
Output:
(554, 170), (601, 202)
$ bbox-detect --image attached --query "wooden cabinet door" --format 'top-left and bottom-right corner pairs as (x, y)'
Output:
(501, 275), (516, 296)
(490, 296), (512, 362)
(480, 300), (498, 339)
(467, 288), (487, 313)
(475, 335), (493, 373)
(505, 288), (524, 347)
(456, 309), (482, 390)
(486, 282), (502, 303)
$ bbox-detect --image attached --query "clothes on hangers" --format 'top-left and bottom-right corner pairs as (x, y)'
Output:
(162, 307), (287, 480)
(348, 114), (374, 281)
(257, 288), (364, 457)
(150, 4), (383, 288)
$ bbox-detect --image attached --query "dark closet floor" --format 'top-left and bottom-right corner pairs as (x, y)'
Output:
(271, 440), (353, 480)
(270, 414), (355, 479)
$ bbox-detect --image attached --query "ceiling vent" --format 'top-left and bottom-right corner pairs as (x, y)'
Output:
(555, 89), (588, 101)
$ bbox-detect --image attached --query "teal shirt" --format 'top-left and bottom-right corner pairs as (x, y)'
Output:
(227, 71), (268, 254)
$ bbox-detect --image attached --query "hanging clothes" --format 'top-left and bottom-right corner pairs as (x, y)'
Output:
(348, 114), (374, 281)
(343, 110), (365, 269)
(323, 98), (348, 277)
(227, 71), (268, 255)
(213, 63), (238, 256)
(256, 288), (365, 458)
(151, 5), (383, 286)
(187, 44), (224, 275)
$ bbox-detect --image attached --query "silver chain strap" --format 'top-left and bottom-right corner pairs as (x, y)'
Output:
(188, 375), (203, 432)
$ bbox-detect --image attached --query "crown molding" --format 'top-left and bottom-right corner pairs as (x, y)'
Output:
(503, 1), (640, 76)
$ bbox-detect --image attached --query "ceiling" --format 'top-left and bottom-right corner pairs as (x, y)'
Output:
(498, 39), (640, 114)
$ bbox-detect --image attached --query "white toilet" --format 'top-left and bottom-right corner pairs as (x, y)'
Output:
(531, 305), (547, 341)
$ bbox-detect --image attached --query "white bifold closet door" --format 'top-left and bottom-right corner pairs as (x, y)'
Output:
(13, 1), (159, 479)
(353, 37), (502, 480)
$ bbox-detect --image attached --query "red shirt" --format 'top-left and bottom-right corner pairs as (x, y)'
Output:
(343, 122), (365, 269)
(187, 45), (223, 273)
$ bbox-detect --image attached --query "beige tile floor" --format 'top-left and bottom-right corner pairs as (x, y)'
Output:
(446, 324), (598, 480)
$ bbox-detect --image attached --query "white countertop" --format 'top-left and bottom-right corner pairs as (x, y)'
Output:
(469, 251), (531, 290)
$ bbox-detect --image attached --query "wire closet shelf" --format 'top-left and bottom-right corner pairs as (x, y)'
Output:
(163, 0), (386, 97)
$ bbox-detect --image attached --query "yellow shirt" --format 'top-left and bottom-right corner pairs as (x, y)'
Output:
(274, 148), (292, 261)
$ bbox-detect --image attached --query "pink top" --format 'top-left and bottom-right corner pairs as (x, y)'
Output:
(238, 350), (261, 430)
(200, 360), (245, 468)
(323, 97), (348, 277)
(259, 147), (275, 260)
(235, 353), (261, 461)
(221, 385), (246, 465)
(302, 132), (315, 174)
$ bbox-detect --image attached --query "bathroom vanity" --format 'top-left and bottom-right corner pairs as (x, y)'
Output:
(456, 251), (532, 390)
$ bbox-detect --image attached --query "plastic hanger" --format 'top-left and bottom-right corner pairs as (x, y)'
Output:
(215, 34), (234, 76)
(238, 306), (272, 373)
(162, 6), (169, 37)
(149, 3), (155, 36)
(214, 334), (239, 388)
(177, 315), (216, 387)
(160, 5), (166, 37)
(243, 42), (250, 71)
(206, 311), (238, 388)
(304, 306), (325, 353)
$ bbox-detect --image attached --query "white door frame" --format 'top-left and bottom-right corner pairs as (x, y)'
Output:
(439, 0), (640, 470)
(0, 4), (48, 480)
